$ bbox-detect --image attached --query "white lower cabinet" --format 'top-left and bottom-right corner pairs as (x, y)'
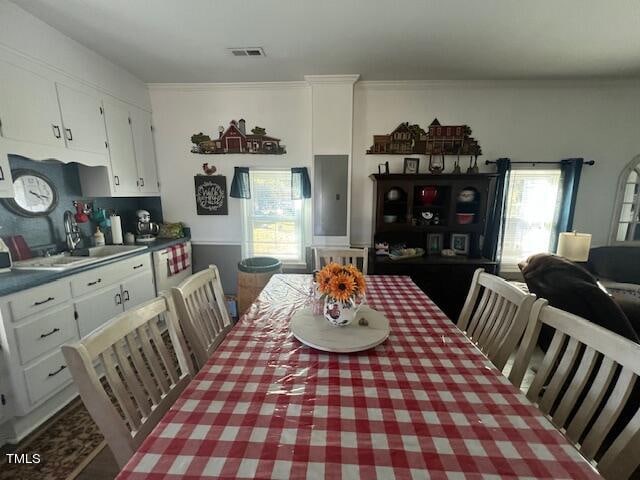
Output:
(23, 349), (71, 406)
(122, 272), (156, 310)
(0, 253), (155, 443)
(75, 285), (123, 338)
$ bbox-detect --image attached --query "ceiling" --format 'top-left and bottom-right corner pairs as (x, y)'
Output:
(11, 0), (640, 83)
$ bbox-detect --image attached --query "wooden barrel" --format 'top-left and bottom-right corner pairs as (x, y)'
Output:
(237, 257), (282, 315)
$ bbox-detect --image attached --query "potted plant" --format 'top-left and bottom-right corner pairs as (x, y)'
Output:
(315, 263), (366, 326)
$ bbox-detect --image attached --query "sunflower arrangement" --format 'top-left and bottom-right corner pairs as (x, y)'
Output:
(315, 262), (366, 302)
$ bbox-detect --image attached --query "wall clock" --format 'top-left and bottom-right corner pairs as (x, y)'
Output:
(1, 169), (58, 217)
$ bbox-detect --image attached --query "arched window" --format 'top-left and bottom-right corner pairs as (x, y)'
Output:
(611, 156), (640, 243)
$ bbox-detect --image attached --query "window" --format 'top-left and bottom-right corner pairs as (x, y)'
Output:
(501, 169), (563, 267)
(242, 170), (305, 264)
(612, 158), (640, 243)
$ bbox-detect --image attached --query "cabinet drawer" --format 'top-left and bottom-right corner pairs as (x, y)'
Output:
(70, 254), (151, 297)
(75, 285), (124, 337)
(9, 281), (71, 321)
(14, 305), (78, 364)
(24, 349), (71, 406)
(119, 254), (151, 276)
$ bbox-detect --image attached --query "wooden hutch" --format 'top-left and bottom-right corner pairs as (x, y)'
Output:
(369, 173), (506, 319)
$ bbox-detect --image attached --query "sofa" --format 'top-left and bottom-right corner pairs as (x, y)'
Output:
(587, 246), (640, 335)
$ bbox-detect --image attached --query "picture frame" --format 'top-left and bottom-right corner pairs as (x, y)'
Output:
(426, 233), (443, 255)
(377, 161), (390, 175)
(403, 157), (420, 174)
(194, 175), (228, 215)
(451, 233), (470, 255)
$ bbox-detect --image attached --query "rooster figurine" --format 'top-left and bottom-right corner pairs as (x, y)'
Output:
(202, 163), (217, 175)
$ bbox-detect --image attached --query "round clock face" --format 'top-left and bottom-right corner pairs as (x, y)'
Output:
(3, 169), (58, 217)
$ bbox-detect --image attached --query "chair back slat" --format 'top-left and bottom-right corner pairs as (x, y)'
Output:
(457, 269), (535, 371)
(552, 346), (598, 428)
(113, 338), (152, 419)
(62, 294), (193, 468)
(172, 265), (233, 369)
(314, 247), (368, 274)
(100, 346), (142, 430)
(511, 299), (640, 479)
(124, 331), (161, 405)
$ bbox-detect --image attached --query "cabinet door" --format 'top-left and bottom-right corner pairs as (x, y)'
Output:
(0, 61), (64, 148)
(130, 107), (159, 194)
(0, 152), (14, 198)
(121, 270), (155, 311)
(103, 99), (138, 195)
(74, 285), (124, 337)
(56, 83), (107, 155)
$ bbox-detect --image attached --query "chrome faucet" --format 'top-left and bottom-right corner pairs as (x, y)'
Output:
(63, 210), (81, 251)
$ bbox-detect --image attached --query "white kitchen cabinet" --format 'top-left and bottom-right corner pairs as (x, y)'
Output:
(74, 285), (124, 338)
(56, 83), (107, 156)
(0, 152), (14, 198)
(130, 107), (159, 194)
(122, 270), (156, 310)
(103, 98), (139, 195)
(0, 61), (64, 149)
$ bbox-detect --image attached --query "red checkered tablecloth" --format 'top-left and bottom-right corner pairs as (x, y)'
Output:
(116, 275), (600, 479)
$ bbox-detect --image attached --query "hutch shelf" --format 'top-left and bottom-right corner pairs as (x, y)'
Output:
(369, 173), (506, 319)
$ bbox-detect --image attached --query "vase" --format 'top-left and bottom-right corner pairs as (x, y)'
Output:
(324, 297), (360, 326)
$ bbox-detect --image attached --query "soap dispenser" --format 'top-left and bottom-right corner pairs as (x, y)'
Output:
(93, 227), (105, 247)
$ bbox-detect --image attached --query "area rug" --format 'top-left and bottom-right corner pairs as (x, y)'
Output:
(0, 397), (105, 480)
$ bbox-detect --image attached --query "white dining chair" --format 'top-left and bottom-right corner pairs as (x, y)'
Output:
(171, 265), (233, 369)
(509, 299), (640, 480)
(457, 268), (536, 371)
(314, 247), (368, 274)
(61, 294), (194, 468)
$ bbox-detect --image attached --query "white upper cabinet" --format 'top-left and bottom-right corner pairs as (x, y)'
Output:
(0, 153), (14, 198)
(0, 62), (64, 148)
(103, 98), (139, 195)
(130, 107), (159, 194)
(56, 83), (107, 156)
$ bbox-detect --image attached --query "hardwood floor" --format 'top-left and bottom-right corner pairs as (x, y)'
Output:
(76, 445), (119, 480)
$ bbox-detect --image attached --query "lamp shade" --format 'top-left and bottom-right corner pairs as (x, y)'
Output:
(557, 232), (592, 262)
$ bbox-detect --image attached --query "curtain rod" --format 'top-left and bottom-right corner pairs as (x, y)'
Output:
(485, 160), (595, 166)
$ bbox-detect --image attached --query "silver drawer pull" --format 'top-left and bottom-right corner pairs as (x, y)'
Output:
(48, 365), (66, 377)
(87, 278), (102, 286)
(33, 297), (54, 306)
(40, 328), (60, 339)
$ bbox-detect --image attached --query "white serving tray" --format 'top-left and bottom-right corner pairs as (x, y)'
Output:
(290, 306), (390, 353)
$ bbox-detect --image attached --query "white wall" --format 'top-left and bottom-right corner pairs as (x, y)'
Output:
(149, 83), (311, 245)
(151, 79), (640, 250)
(352, 80), (640, 247)
(0, 1), (150, 109)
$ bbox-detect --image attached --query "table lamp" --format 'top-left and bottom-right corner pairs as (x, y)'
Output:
(557, 231), (592, 262)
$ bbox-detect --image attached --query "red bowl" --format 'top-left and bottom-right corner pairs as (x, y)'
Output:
(418, 187), (438, 205)
(456, 213), (475, 224)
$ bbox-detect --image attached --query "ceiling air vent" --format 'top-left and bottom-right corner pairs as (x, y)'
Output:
(228, 47), (266, 57)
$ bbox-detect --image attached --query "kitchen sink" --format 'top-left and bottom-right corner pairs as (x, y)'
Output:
(12, 245), (148, 271)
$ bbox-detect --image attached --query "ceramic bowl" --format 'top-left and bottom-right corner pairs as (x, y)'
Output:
(456, 213), (475, 224)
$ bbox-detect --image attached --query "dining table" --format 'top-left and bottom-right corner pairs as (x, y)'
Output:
(116, 274), (600, 479)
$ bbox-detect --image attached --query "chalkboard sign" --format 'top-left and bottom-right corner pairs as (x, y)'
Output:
(194, 175), (228, 215)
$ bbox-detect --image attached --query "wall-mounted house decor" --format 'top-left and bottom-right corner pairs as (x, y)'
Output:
(367, 122), (428, 155)
(194, 175), (228, 215)
(190, 119), (286, 155)
(366, 119), (483, 173)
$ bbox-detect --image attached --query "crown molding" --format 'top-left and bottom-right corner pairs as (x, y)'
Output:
(147, 81), (308, 91)
(356, 78), (640, 90)
(304, 74), (360, 85)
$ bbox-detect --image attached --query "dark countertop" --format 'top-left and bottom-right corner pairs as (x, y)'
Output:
(0, 237), (190, 297)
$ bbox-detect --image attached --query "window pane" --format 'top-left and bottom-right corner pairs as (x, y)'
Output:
(617, 222), (631, 242)
(628, 170), (638, 184)
(501, 169), (563, 265)
(244, 170), (304, 263)
(622, 182), (638, 203)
